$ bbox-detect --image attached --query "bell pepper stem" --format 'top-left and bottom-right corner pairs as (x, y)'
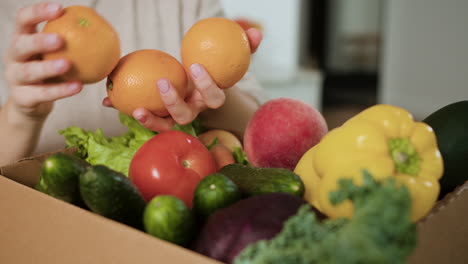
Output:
(388, 138), (421, 176)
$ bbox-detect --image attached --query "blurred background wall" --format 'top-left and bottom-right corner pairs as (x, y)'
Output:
(220, 0), (323, 110)
(380, 0), (468, 120)
(220, 0), (468, 127)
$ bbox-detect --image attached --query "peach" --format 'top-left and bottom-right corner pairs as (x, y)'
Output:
(198, 129), (243, 152)
(209, 144), (236, 171)
(244, 97), (328, 170)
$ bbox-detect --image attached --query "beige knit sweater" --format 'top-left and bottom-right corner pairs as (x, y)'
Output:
(0, 0), (265, 154)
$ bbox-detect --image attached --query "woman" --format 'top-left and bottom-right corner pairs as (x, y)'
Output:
(0, 0), (265, 165)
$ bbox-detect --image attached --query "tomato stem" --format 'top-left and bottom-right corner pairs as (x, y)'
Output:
(182, 160), (190, 168)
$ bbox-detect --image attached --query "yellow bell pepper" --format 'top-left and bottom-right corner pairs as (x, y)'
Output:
(294, 104), (443, 221)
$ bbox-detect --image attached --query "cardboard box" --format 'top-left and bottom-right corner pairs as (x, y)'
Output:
(1, 150), (467, 264)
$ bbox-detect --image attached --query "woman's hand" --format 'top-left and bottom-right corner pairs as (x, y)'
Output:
(4, 2), (82, 120)
(102, 28), (263, 132)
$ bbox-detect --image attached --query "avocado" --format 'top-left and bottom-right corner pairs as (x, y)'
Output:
(423, 100), (468, 199)
(219, 164), (305, 198)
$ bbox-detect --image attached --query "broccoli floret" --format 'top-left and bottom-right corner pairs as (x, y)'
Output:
(234, 171), (417, 264)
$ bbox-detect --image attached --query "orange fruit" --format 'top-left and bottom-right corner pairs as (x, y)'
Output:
(42, 5), (120, 84)
(181, 17), (251, 89)
(106, 49), (188, 117)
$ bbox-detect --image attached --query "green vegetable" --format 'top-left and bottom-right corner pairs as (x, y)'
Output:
(36, 153), (89, 206)
(59, 113), (205, 176)
(206, 138), (219, 150)
(219, 164), (305, 198)
(79, 165), (147, 229)
(173, 123), (198, 137)
(59, 113), (156, 176)
(234, 170), (417, 264)
(143, 195), (196, 247)
(423, 100), (468, 199)
(186, 116), (206, 136)
(232, 147), (251, 166)
(193, 173), (242, 221)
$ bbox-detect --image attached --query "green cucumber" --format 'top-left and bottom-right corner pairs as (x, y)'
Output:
(143, 195), (196, 247)
(193, 173), (242, 221)
(219, 164), (305, 197)
(37, 153), (90, 205)
(79, 165), (146, 229)
(423, 100), (468, 199)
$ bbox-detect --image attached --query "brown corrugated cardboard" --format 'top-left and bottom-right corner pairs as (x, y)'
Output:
(0, 154), (222, 264)
(408, 182), (468, 263)
(1, 151), (467, 264)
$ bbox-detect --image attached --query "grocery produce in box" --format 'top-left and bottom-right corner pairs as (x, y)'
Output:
(143, 195), (196, 247)
(192, 193), (316, 264)
(106, 49), (189, 117)
(129, 130), (217, 208)
(36, 153), (89, 206)
(244, 97), (328, 170)
(294, 104), (443, 221)
(192, 173), (242, 221)
(423, 100), (468, 199)
(209, 143), (236, 171)
(41, 5), (120, 83)
(59, 113), (156, 176)
(198, 129), (243, 152)
(234, 171), (416, 264)
(181, 17), (251, 89)
(33, 5), (467, 259)
(219, 163), (304, 198)
(35, 98), (468, 264)
(79, 165), (146, 229)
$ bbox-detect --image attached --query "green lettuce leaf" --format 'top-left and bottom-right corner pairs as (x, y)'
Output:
(58, 113), (205, 176)
(233, 146), (251, 166)
(206, 137), (219, 150)
(172, 123), (198, 137)
(172, 116), (205, 137)
(59, 113), (156, 176)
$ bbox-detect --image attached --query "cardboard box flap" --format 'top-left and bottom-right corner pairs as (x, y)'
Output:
(423, 180), (468, 222)
(0, 176), (221, 264)
(1, 149), (467, 264)
(409, 181), (468, 263)
(0, 148), (76, 188)
(0, 159), (42, 188)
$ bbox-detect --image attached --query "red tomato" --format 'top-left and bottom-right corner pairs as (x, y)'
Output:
(129, 130), (217, 208)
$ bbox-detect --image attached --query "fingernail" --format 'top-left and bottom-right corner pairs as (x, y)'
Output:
(45, 34), (59, 46)
(157, 79), (170, 93)
(190, 63), (204, 79)
(47, 3), (61, 14)
(54, 60), (67, 71)
(135, 114), (147, 123)
(68, 83), (80, 92)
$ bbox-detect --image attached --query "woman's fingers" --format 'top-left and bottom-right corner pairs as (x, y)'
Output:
(102, 97), (113, 107)
(120, 73), (228, 132)
(12, 82), (82, 107)
(10, 33), (63, 62)
(132, 108), (175, 132)
(157, 79), (196, 125)
(15, 2), (63, 34)
(245, 28), (263, 54)
(11, 59), (71, 84)
(188, 64), (225, 109)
